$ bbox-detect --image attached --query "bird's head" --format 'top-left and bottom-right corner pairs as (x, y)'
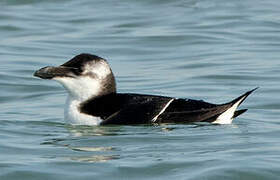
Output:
(34, 53), (116, 101)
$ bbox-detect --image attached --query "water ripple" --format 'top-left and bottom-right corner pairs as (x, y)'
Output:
(1, 0), (280, 179)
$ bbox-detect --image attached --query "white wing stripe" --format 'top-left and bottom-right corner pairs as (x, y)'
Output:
(152, 99), (174, 122)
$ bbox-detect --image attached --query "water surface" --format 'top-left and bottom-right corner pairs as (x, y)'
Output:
(1, 0), (280, 179)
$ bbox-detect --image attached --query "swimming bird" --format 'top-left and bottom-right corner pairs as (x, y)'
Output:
(34, 53), (256, 126)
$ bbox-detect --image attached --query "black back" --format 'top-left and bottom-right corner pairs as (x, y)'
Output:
(79, 93), (231, 125)
(80, 93), (172, 120)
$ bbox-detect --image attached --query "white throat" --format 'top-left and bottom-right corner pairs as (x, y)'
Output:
(64, 95), (102, 125)
(53, 76), (104, 125)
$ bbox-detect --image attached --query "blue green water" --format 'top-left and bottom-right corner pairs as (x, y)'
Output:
(1, 0), (280, 179)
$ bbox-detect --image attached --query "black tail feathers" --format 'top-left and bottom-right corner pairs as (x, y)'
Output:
(229, 87), (258, 107)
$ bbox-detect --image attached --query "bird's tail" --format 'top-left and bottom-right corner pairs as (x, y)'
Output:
(213, 87), (258, 124)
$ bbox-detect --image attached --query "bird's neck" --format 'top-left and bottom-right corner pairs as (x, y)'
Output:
(64, 95), (103, 125)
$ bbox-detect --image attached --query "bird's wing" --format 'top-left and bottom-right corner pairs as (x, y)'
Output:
(99, 96), (225, 125)
(100, 98), (173, 125)
(157, 88), (258, 124)
(94, 88), (257, 125)
(156, 101), (232, 123)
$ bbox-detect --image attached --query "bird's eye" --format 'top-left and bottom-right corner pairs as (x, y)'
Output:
(72, 67), (83, 75)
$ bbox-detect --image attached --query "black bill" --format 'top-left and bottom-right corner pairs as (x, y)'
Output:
(33, 66), (77, 79)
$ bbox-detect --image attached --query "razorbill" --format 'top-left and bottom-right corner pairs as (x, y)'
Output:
(34, 53), (257, 125)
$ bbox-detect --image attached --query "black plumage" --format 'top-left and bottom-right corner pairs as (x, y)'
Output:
(79, 88), (256, 125)
(34, 53), (257, 125)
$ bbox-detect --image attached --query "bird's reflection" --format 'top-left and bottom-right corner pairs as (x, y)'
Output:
(66, 124), (125, 137)
(67, 155), (119, 163)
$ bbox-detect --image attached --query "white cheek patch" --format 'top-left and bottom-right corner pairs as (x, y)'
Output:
(83, 61), (111, 79)
(53, 76), (101, 101)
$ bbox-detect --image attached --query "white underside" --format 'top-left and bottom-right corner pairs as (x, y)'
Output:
(212, 96), (246, 124)
(64, 96), (102, 125)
